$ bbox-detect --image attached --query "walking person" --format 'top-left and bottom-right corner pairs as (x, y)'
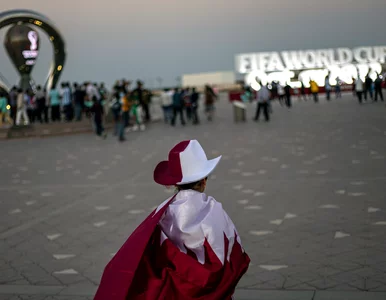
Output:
(374, 73), (384, 102)
(325, 75), (332, 100)
(254, 83), (270, 122)
(355, 76), (364, 104)
(284, 82), (292, 107)
(111, 92), (125, 142)
(49, 87), (61, 122)
(15, 89), (29, 126)
(94, 139), (250, 300)
(191, 87), (200, 124)
(310, 79), (319, 102)
(90, 97), (106, 139)
(204, 85), (217, 121)
(300, 81), (307, 100)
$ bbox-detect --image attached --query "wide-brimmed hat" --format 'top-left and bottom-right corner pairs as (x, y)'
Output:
(154, 140), (221, 186)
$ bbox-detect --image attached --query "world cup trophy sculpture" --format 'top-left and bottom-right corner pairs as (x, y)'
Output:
(4, 24), (40, 91)
(0, 9), (66, 92)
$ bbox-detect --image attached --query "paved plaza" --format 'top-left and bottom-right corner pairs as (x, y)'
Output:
(0, 94), (386, 300)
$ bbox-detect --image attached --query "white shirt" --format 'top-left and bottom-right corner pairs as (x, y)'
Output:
(86, 84), (100, 101)
(160, 91), (173, 107)
(355, 79), (364, 92)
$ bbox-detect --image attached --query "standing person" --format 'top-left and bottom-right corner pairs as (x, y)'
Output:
(16, 89), (29, 125)
(374, 73), (384, 102)
(352, 77), (356, 97)
(325, 75), (332, 100)
(364, 73), (373, 101)
(8, 86), (18, 124)
(98, 82), (108, 102)
(61, 83), (73, 121)
(335, 77), (342, 98)
(171, 88), (185, 126)
(26, 90), (36, 123)
(0, 91), (12, 127)
(132, 80), (151, 122)
(204, 85), (217, 121)
(355, 76), (364, 104)
(94, 140), (250, 300)
(271, 81), (278, 100)
(111, 92), (125, 142)
(49, 87), (61, 122)
(121, 91), (131, 128)
(42, 88), (49, 123)
(73, 83), (85, 121)
(131, 98), (146, 132)
(183, 88), (192, 121)
(284, 82), (292, 107)
(254, 83), (270, 122)
(90, 97), (106, 138)
(35, 85), (46, 123)
(86, 81), (101, 103)
(310, 79), (319, 102)
(277, 83), (285, 105)
(160, 88), (173, 124)
(191, 87), (200, 125)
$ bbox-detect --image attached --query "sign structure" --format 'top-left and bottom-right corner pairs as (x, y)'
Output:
(23, 30), (39, 65)
(235, 46), (386, 90)
(0, 9), (66, 91)
(4, 24), (40, 90)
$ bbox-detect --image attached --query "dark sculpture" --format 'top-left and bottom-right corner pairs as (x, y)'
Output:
(0, 9), (66, 91)
(4, 24), (40, 91)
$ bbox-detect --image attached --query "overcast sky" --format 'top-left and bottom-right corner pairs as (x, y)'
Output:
(1, 0), (385, 88)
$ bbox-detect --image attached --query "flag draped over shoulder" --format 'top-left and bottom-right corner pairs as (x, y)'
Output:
(94, 191), (250, 300)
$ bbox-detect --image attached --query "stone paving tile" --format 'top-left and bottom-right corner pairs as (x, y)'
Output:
(1, 95), (386, 297)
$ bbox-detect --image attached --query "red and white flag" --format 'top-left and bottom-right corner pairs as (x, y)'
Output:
(94, 191), (250, 300)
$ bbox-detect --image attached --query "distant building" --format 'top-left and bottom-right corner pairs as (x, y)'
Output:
(182, 71), (235, 88)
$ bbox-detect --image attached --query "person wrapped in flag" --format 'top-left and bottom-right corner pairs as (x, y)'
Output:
(94, 140), (250, 300)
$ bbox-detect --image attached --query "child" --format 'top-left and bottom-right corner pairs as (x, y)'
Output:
(95, 140), (250, 300)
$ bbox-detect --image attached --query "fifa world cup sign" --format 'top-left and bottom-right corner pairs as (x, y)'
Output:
(0, 9), (66, 91)
(236, 46), (386, 90)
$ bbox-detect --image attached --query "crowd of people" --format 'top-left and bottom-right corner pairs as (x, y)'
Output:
(238, 71), (385, 123)
(0, 79), (221, 142)
(0, 81), (110, 127)
(158, 85), (218, 126)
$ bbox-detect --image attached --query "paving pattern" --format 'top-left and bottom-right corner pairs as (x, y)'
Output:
(0, 93), (386, 299)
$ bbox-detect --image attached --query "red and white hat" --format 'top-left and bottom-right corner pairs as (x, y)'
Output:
(154, 140), (221, 186)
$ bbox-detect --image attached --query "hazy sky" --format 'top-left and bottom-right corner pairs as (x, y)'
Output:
(1, 0), (385, 88)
